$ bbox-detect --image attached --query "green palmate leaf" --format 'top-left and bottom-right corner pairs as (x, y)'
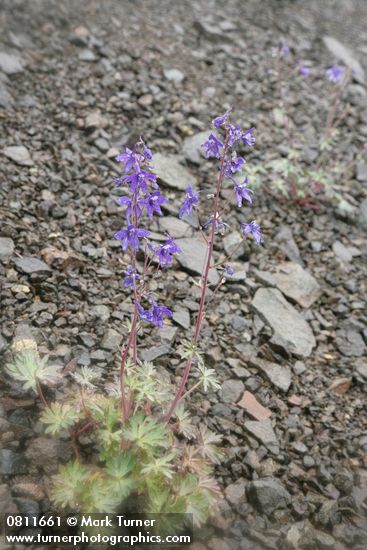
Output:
(84, 478), (123, 513)
(71, 366), (99, 389)
(122, 411), (170, 451)
(141, 451), (177, 479)
(181, 339), (204, 367)
(196, 426), (223, 464)
(186, 490), (211, 526)
(6, 351), (62, 393)
(183, 445), (212, 476)
(52, 462), (90, 509)
(40, 402), (79, 435)
(104, 453), (136, 497)
(174, 404), (194, 438)
(87, 395), (120, 430)
(197, 364), (221, 392)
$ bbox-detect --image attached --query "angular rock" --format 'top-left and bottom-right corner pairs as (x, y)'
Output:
(244, 419), (279, 454)
(176, 238), (219, 283)
(78, 48), (96, 62)
(182, 131), (211, 164)
(141, 345), (170, 362)
(89, 304), (110, 322)
(356, 162), (367, 183)
(152, 153), (196, 190)
(323, 36), (365, 83)
(0, 485), (18, 529)
(0, 52), (24, 75)
(0, 81), (12, 108)
(0, 237), (14, 262)
(357, 198), (367, 230)
(223, 231), (246, 260)
(158, 216), (192, 238)
(332, 241), (353, 263)
(221, 379), (244, 403)
(25, 437), (72, 475)
(3, 145), (33, 166)
(173, 308), (190, 329)
(163, 68), (184, 82)
(101, 328), (121, 351)
(252, 288), (316, 358)
(14, 256), (52, 277)
(272, 262), (321, 308)
(224, 479), (246, 506)
(246, 478), (291, 515)
(237, 391), (271, 421)
(0, 449), (28, 475)
(275, 226), (303, 266)
(249, 357), (292, 393)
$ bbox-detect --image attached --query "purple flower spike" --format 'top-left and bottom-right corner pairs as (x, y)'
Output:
(326, 64), (345, 83)
(299, 64), (310, 77)
(212, 108), (232, 128)
(240, 221), (263, 245)
(138, 300), (172, 328)
(140, 138), (153, 160)
(124, 170), (158, 195)
(227, 124), (243, 146)
(242, 127), (255, 148)
(123, 266), (139, 289)
(179, 185), (199, 219)
(234, 177), (253, 207)
(114, 224), (150, 251)
(153, 238), (181, 267)
(141, 190), (167, 218)
(201, 134), (224, 159)
(116, 147), (143, 173)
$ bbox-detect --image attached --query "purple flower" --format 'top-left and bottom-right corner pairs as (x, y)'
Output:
(153, 238), (181, 267)
(281, 41), (290, 56)
(225, 264), (234, 276)
(242, 127), (255, 148)
(116, 196), (142, 223)
(123, 266), (139, 288)
(116, 147), (143, 173)
(123, 170), (158, 194)
(225, 152), (246, 177)
(240, 221), (263, 245)
(234, 177), (253, 207)
(212, 108), (231, 128)
(227, 124), (242, 146)
(299, 64), (310, 77)
(140, 139), (153, 160)
(138, 300), (172, 328)
(201, 134), (224, 159)
(114, 224), (150, 251)
(326, 64), (345, 83)
(179, 185), (200, 219)
(203, 214), (229, 234)
(140, 191), (167, 218)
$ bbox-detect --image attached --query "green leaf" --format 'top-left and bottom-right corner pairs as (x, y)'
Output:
(104, 453), (136, 498)
(52, 462), (90, 509)
(40, 402), (79, 435)
(174, 404), (194, 438)
(197, 364), (221, 392)
(71, 366), (99, 389)
(196, 426), (223, 464)
(122, 412), (170, 451)
(141, 451), (177, 479)
(6, 351), (62, 393)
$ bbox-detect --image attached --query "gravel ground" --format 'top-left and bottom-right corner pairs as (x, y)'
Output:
(1, 0), (367, 549)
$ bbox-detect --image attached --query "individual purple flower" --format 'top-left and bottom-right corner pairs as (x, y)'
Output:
(203, 214), (229, 234)
(140, 190), (167, 218)
(326, 64), (345, 83)
(227, 124), (242, 146)
(114, 224), (150, 251)
(116, 196), (142, 222)
(140, 139), (153, 160)
(153, 238), (181, 267)
(240, 221), (263, 245)
(234, 177), (253, 207)
(225, 264), (234, 276)
(201, 134), (224, 159)
(123, 170), (158, 194)
(138, 300), (172, 328)
(281, 41), (290, 56)
(123, 266), (139, 289)
(179, 185), (200, 219)
(212, 108), (231, 128)
(225, 152), (246, 177)
(242, 127), (255, 148)
(116, 147), (143, 173)
(299, 64), (310, 77)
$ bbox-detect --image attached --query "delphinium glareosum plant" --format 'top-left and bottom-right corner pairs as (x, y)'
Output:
(250, 39), (351, 209)
(6, 109), (261, 526)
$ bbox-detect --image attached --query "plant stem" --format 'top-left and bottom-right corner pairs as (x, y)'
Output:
(36, 381), (48, 407)
(164, 131), (229, 422)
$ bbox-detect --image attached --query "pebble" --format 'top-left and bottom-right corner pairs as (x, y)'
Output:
(244, 420), (280, 455)
(246, 478), (291, 515)
(0, 237), (14, 262)
(101, 328), (121, 351)
(0, 52), (24, 74)
(152, 153), (197, 190)
(3, 145), (33, 166)
(221, 379), (244, 403)
(175, 238), (219, 284)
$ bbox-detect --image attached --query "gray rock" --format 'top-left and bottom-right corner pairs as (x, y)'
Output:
(163, 68), (184, 82)
(272, 262), (321, 308)
(357, 198), (367, 230)
(332, 241), (353, 263)
(14, 497), (39, 515)
(94, 137), (109, 152)
(193, 20), (232, 43)
(223, 231), (246, 260)
(249, 357), (292, 392)
(0, 81), (12, 108)
(158, 216), (192, 238)
(0, 449), (28, 475)
(152, 153), (196, 190)
(175, 238), (219, 284)
(0, 485), (18, 527)
(221, 379), (244, 403)
(0, 334), (7, 353)
(246, 478), (291, 515)
(244, 419), (279, 454)
(252, 288), (316, 358)
(182, 131), (211, 164)
(14, 256), (51, 277)
(275, 226), (303, 266)
(78, 49), (96, 62)
(323, 36), (365, 83)
(141, 345), (171, 362)
(173, 308), (190, 329)
(355, 358), (367, 380)
(11, 322), (38, 353)
(0, 52), (24, 74)
(224, 479), (246, 506)
(356, 162), (367, 183)
(3, 145), (33, 166)
(25, 437), (72, 475)
(89, 304), (110, 322)
(101, 328), (121, 351)
(0, 237), (14, 262)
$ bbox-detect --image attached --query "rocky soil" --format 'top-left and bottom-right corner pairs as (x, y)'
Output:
(0, 0), (367, 549)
